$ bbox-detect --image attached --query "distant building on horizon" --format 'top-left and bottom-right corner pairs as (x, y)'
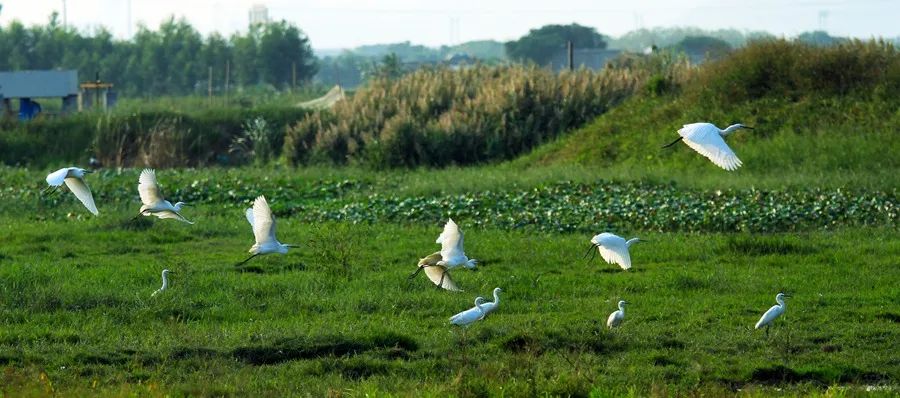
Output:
(249, 4), (270, 26)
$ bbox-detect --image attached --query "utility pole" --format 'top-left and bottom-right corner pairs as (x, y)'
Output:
(224, 61), (230, 105)
(127, 0), (132, 37)
(567, 41), (574, 72)
(292, 62), (297, 93)
(208, 66), (213, 106)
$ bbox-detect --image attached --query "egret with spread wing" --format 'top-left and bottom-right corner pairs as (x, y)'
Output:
(585, 233), (644, 271)
(237, 195), (298, 266)
(662, 123), (753, 171)
(45, 167), (98, 215)
(135, 169), (193, 224)
(409, 219), (477, 290)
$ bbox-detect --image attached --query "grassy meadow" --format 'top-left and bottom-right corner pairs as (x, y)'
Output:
(0, 208), (897, 396)
(1, 40), (899, 396)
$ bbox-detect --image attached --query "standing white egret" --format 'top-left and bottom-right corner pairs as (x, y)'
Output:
(662, 123), (754, 171)
(44, 167), (98, 215)
(480, 287), (502, 315)
(409, 219), (477, 289)
(151, 269), (173, 297)
(449, 297), (487, 326)
(134, 169), (193, 224)
(606, 300), (628, 328)
(585, 233), (645, 271)
(237, 195), (298, 266)
(755, 292), (791, 336)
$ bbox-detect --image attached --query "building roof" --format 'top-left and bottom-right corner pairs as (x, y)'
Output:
(0, 70), (79, 98)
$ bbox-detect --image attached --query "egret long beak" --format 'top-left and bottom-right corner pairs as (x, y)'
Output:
(742, 126), (755, 130)
(84, 170), (95, 174)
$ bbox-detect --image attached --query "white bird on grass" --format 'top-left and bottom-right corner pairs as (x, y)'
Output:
(662, 123), (754, 171)
(151, 269), (173, 297)
(585, 233), (645, 271)
(134, 169), (193, 224)
(409, 219), (478, 290)
(44, 167), (98, 215)
(237, 195), (298, 266)
(449, 296), (487, 326)
(755, 292), (791, 336)
(480, 287), (502, 315)
(606, 300), (628, 328)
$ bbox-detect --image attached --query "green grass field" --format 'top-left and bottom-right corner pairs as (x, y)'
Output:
(0, 166), (897, 397)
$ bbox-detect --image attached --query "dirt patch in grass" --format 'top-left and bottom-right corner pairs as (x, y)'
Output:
(232, 333), (418, 365)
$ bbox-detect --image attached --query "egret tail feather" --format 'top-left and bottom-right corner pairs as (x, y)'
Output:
(661, 136), (683, 148)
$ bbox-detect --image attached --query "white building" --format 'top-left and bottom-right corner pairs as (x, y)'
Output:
(249, 4), (270, 26)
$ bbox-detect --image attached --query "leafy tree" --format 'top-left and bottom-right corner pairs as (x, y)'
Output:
(505, 23), (606, 66)
(257, 20), (317, 89)
(797, 31), (847, 46)
(669, 36), (732, 60)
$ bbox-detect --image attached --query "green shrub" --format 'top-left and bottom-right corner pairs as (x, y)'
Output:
(691, 39), (899, 106)
(0, 106), (309, 167)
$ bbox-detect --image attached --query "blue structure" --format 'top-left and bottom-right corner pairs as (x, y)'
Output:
(0, 70), (79, 120)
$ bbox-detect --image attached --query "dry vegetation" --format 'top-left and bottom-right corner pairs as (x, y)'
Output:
(284, 59), (690, 168)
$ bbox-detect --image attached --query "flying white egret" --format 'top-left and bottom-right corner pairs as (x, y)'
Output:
(237, 195), (298, 266)
(134, 169), (193, 224)
(480, 287), (502, 315)
(755, 292), (791, 336)
(449, 296), (487, 326)
(409, 219), (477, 289)
(662, 123), (754, 171)
(584, 233), (645, 271)
(151, 269), (173, 297)
(606, 300), (628, 328)
(44, 167), (98, 215)
(411, 252), (463, 291)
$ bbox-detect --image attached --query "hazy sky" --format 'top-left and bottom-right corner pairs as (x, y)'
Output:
(1, 0), (898, 49)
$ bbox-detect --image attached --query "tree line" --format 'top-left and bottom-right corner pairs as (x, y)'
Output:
(0, 13), (317, 96)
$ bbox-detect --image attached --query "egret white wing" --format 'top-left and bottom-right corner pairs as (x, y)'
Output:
(439, 219), (464, 259)
(607, 311), (623, 328)
(155, 210), (194, 224)
(64, 177), (99, 215)
(138, 169), (164, 205)
(755, 305), (783, 329)
(594, 234), (631, 270)
(251, 196), (277, 245)
(416, 252), (461, 291)
(46, 168), (70, 186)
(679, 124), (742, 171)
(245, 207), (255, 227)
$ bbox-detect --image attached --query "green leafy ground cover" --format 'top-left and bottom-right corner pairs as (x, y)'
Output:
(0, 168), (894, 234)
